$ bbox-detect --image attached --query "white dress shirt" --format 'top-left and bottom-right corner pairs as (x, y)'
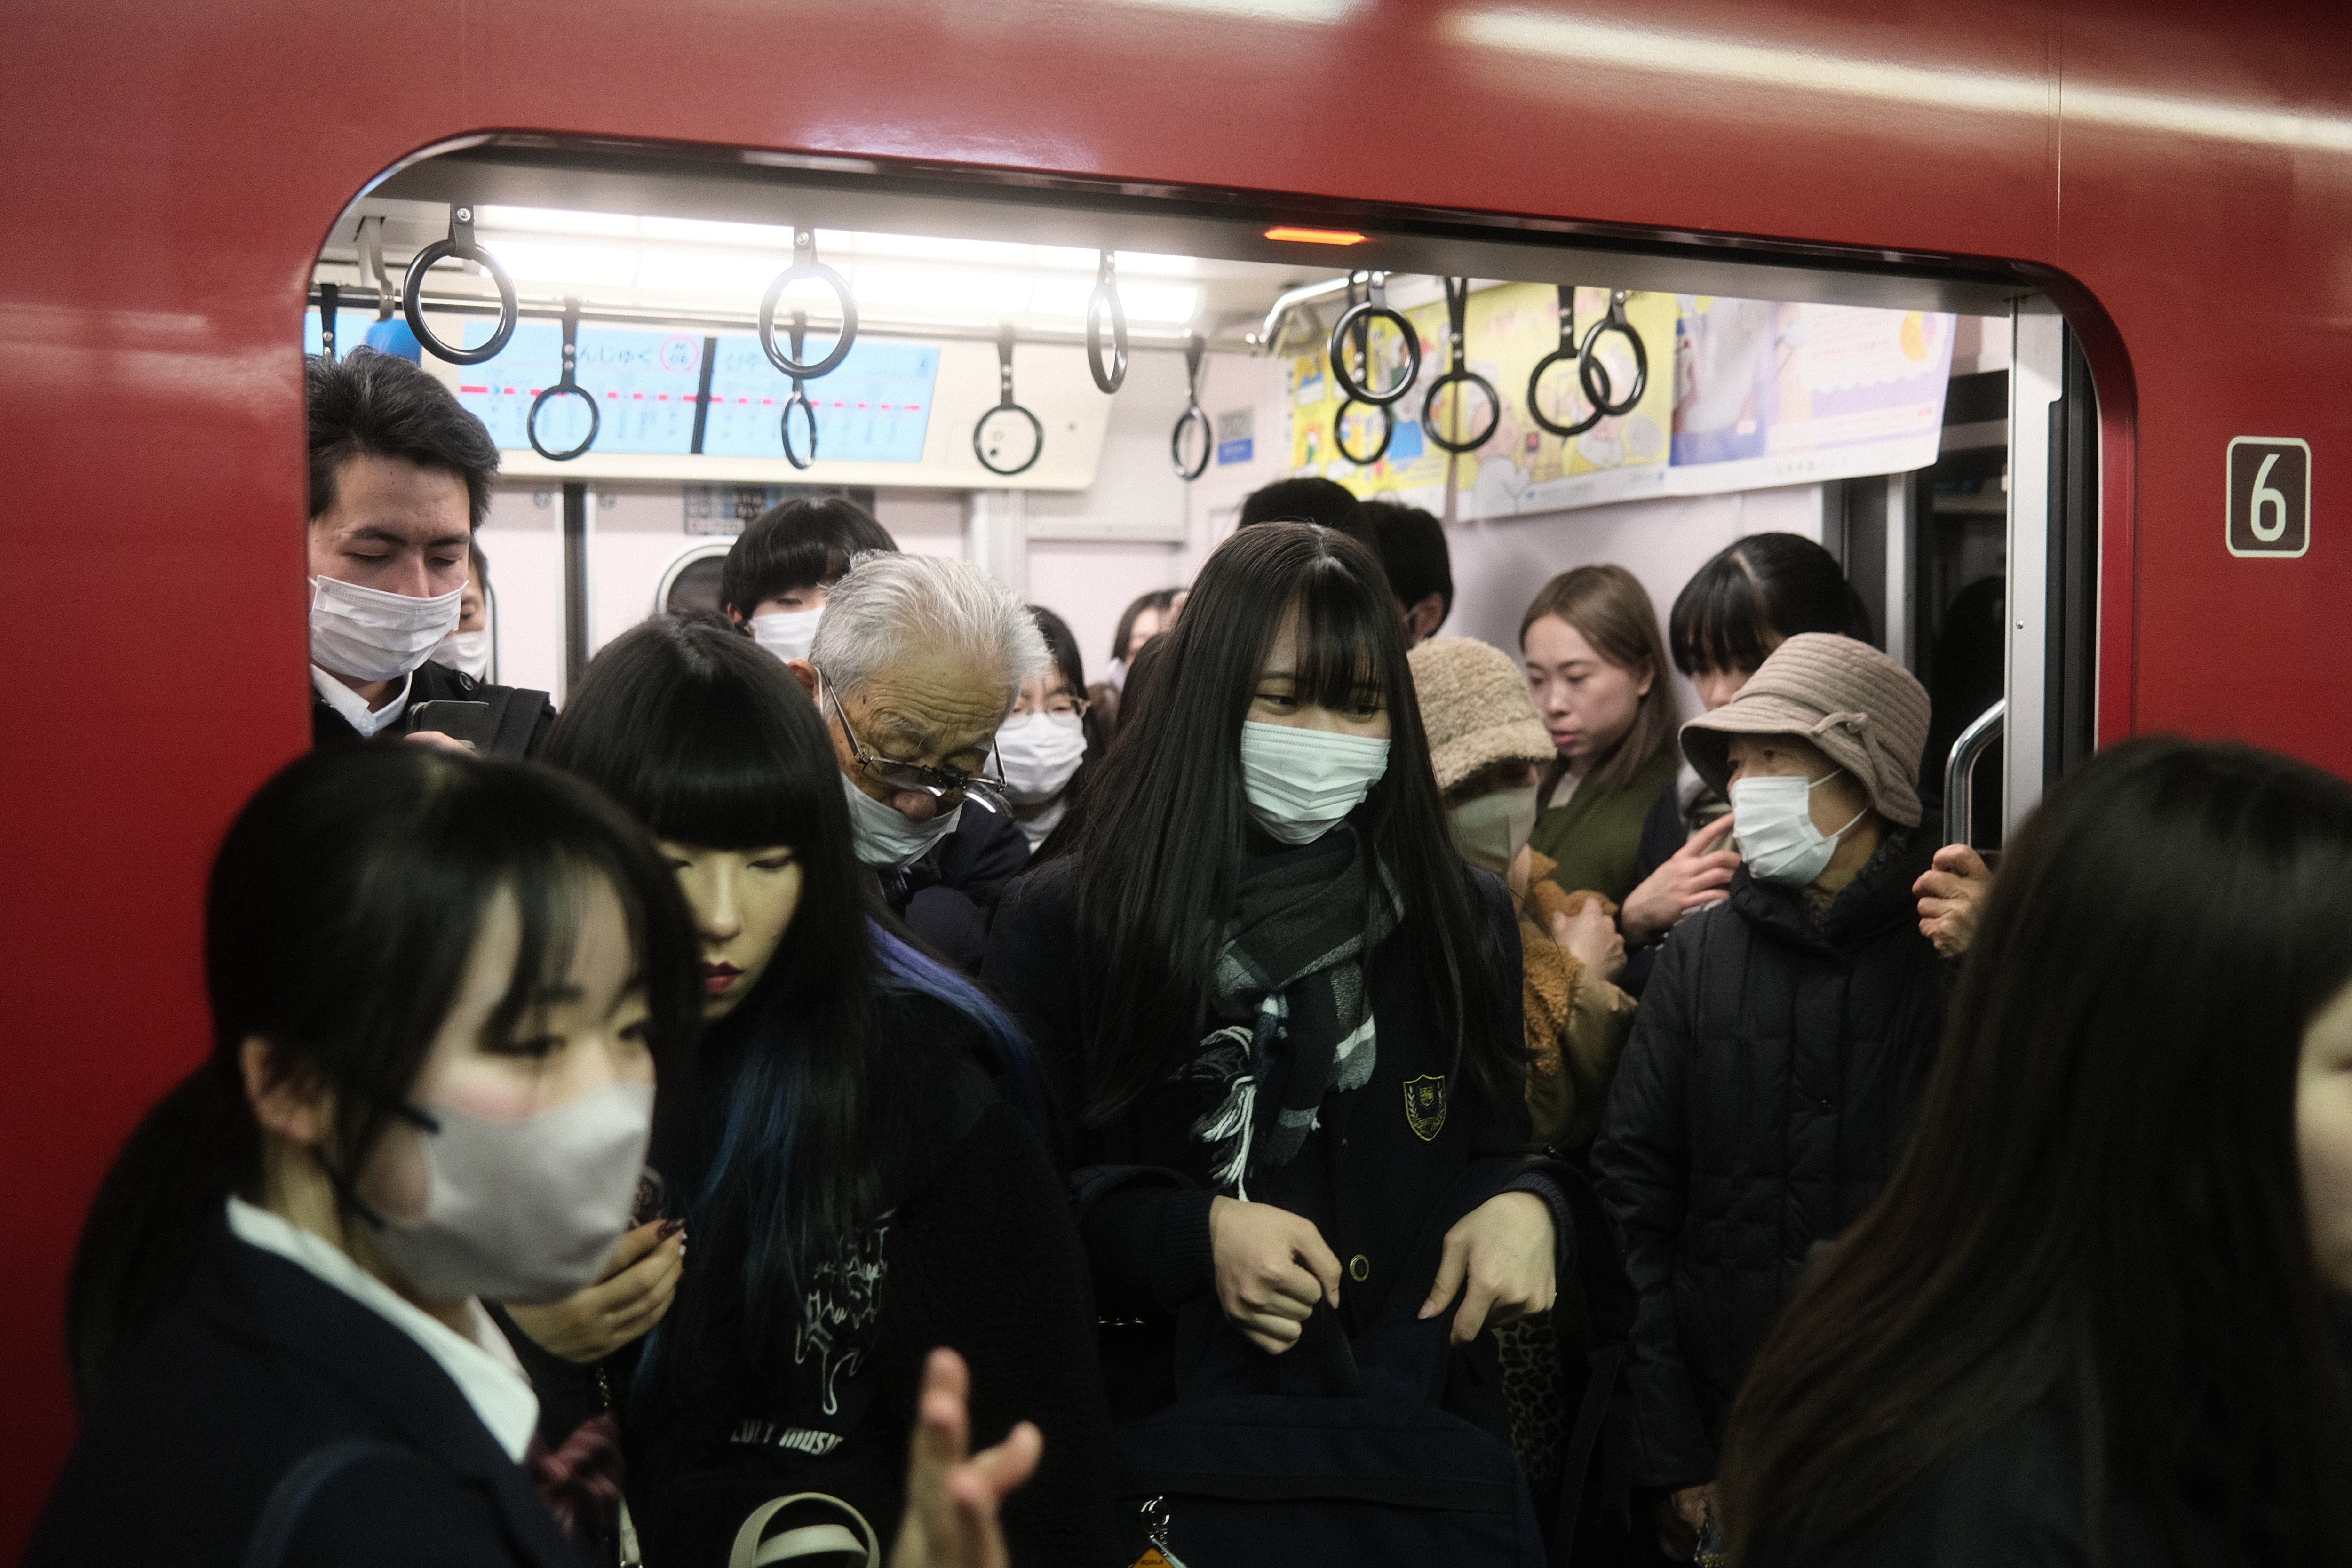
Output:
(311, 665), (413, 739)
(226, 1196), (538, 1462)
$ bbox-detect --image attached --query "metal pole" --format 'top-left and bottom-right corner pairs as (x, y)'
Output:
(562, 481), (589, 696)
(1944, 699), (2006, 850)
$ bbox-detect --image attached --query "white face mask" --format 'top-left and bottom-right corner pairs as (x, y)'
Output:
(1730, 769), (1867, 887)
(310, 575), (464, 684)
(427, 628), (492, 680)
(1104, 657), (1128, 693)
(1238, 721), (1391, 846)
(996, 712), (1087, 805)
(1448, 781), (1540, 876)
(749, 606), (823, 665)
(841, 772), (963, 868)
(364, 1081), (654, 1305)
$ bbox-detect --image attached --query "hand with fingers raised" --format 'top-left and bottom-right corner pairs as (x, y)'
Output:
(1621, 813), (1740, 947)
(890, 1348), (1041, 1568)
(1209, 1195), (1343, 1355)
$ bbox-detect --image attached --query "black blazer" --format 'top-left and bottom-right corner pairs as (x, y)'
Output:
(881, 796), (1032, 970)
(311, 661), (557, 757)
(29, 1216), (586, 1568)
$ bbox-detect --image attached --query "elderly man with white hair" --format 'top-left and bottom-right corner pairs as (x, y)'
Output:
(788, 551), (1049, 968)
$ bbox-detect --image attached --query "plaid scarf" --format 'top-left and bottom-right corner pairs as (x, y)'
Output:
(1175, 826), (1400, 1197)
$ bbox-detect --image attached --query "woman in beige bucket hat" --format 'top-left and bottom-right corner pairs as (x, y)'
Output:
(1591, 632), (1952, 1559)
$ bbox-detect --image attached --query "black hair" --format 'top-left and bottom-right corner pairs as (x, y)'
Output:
(539, 614), (1040, 1409)
(1110, 588), (1180, 665)
(1668, 531), (1870, 677)
(1361, 499), (1453, 620)
(1722, 737), (2352, 1560)
(720, 497), (897, 620)
(1030, 604), (1106, 767)
(1237, 477), (1373, 547)
(65, 746), (698, 1411)
(306, 348), (501, 529)
(1061, 522), (1519, 1122)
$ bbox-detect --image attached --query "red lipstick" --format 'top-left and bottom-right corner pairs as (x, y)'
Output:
(701, 960), (743, 996)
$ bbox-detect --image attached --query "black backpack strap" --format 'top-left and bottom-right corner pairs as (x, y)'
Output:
(245, 1438), (424, 1568)
(481, 686), (553, 757)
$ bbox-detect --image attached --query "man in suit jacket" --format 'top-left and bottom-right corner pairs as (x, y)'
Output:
(304, 351), (551, 756)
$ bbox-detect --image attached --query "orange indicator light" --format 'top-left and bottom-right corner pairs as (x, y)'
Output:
(1264, 226), (1367, 246)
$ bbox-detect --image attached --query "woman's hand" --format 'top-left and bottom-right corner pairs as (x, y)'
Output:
(1210, 1195), (1342, 1355)
(1418, 1191), (1556, 1345)
(1654, 1481), (1721, 1561)
(502, 1218), (684, 1362)
(890, 1348), (1040, 1568)
(1620, 814), (1740, 946)
(1913, 843), (1993, 957)
(1550, 898), (1627, 984)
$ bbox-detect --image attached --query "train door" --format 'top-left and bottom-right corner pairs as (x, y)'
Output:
(304, 138), (2100, 845)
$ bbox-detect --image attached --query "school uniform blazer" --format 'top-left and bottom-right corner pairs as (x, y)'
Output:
(28, 1216), (586, 1568)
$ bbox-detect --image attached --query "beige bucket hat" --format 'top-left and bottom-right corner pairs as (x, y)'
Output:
(1408, 637), (1555, 794)
(1680, 632), (1931, 828)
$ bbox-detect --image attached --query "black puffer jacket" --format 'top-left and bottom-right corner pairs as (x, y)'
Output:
(1592, 828), (1947, 1490)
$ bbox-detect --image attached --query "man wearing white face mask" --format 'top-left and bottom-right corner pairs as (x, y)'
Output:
(1592, 632), (1946, 1562)
(305, 352), (554, 755)
(786, 552), (1048, 971)
(719, 495), (900, 664)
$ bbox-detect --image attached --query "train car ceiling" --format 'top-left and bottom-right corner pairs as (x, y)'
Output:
(310, 137), (2093, 844)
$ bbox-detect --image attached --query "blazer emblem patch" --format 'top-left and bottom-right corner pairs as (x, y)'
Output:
(1404, 1074), (1448, 1142)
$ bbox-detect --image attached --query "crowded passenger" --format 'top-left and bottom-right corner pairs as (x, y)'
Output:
(305, 350), (555, 755)
(779, 551), (1045, 970)
(1236, 474), (1372, 538)
(35, 745), (699, 1564)
(536, 614), (1114, 1565)
(999, 607), (1101, 855)
(427, 537), (494, 680)
(1722, 738), (2352, 1564)
(1411, 635), (1633, 1152)
(1521, 565), (1683, 906)
(1593, 631), (1947, 1560)
(1363, 498), (1453, 646)
(721, 494), (898, 664)
(1087, 586), (1182, 736)
(984, 522), (1568, 1461)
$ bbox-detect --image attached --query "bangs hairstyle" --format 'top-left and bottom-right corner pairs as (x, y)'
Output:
(66, 746), (697, 1410)
(305, 349), (500, 529)
(1110, 587), (1179, 665)
(1720, 738), (2352, 1561)
(1519, 564), (1679, 795)
(1668, 532), (1872, 677)
(720, 496), (897, 619)
(1065, 521), (1520, 1122)
(540, 613), (841, 854)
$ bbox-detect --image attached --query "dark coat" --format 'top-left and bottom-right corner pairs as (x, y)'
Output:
(1592, 828), (1948, 1490)
(1743, 1406), (2164, 1568)
(627, 990), (1118, 1568)
(310, 661), (556, 757)
(28, 1218), (585, 1568)
(981, 854), (1558, 1433)
(879, 796), (1031, 969)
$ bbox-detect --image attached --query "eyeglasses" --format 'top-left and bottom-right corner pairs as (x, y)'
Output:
(816, 670), (1008, 801)
(1013, 691), (1090, 720)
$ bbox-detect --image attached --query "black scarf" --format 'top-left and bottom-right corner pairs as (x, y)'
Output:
(1174, 826), (1400, 1195)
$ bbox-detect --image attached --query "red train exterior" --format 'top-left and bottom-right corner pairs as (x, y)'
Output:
(6, 0), (2347, 1541)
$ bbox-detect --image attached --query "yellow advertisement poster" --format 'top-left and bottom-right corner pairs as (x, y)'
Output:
(1285, 282), (1677, 513)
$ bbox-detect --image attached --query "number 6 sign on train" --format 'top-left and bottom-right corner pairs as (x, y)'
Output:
(2227, 437), (2311, 558)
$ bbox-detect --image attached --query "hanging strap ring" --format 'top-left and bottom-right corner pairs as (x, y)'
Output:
(1326, 271), (1421, 406)
(1170, 334), (1211, 480)
(779, 311), (818, 470)
(1087, 250), (1128, 395)
(758, 229), (858, 380)
(1529, 284), (1609, 438)
(318, 282), (339, 363)
(1421, 276), (1500, 454)
(974, 324), (1043, 477)
(527, 300), (601, 462)
(1331, 396), (1394, 466)
(1578, 289), (1648, 418)
(403, 204), (518, 366)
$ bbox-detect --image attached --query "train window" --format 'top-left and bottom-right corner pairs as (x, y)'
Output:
(305, 138), (2099, 844)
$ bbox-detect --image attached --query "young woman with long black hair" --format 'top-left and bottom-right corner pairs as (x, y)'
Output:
(983, 522), (1564, 1439)
(539, 614), (1115, 1567)
(1719, 737), (2352, 1565)
(32, 745), (702, 1566)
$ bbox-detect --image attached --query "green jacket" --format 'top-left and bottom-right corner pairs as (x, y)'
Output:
(1527, 747), (1679, 905)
